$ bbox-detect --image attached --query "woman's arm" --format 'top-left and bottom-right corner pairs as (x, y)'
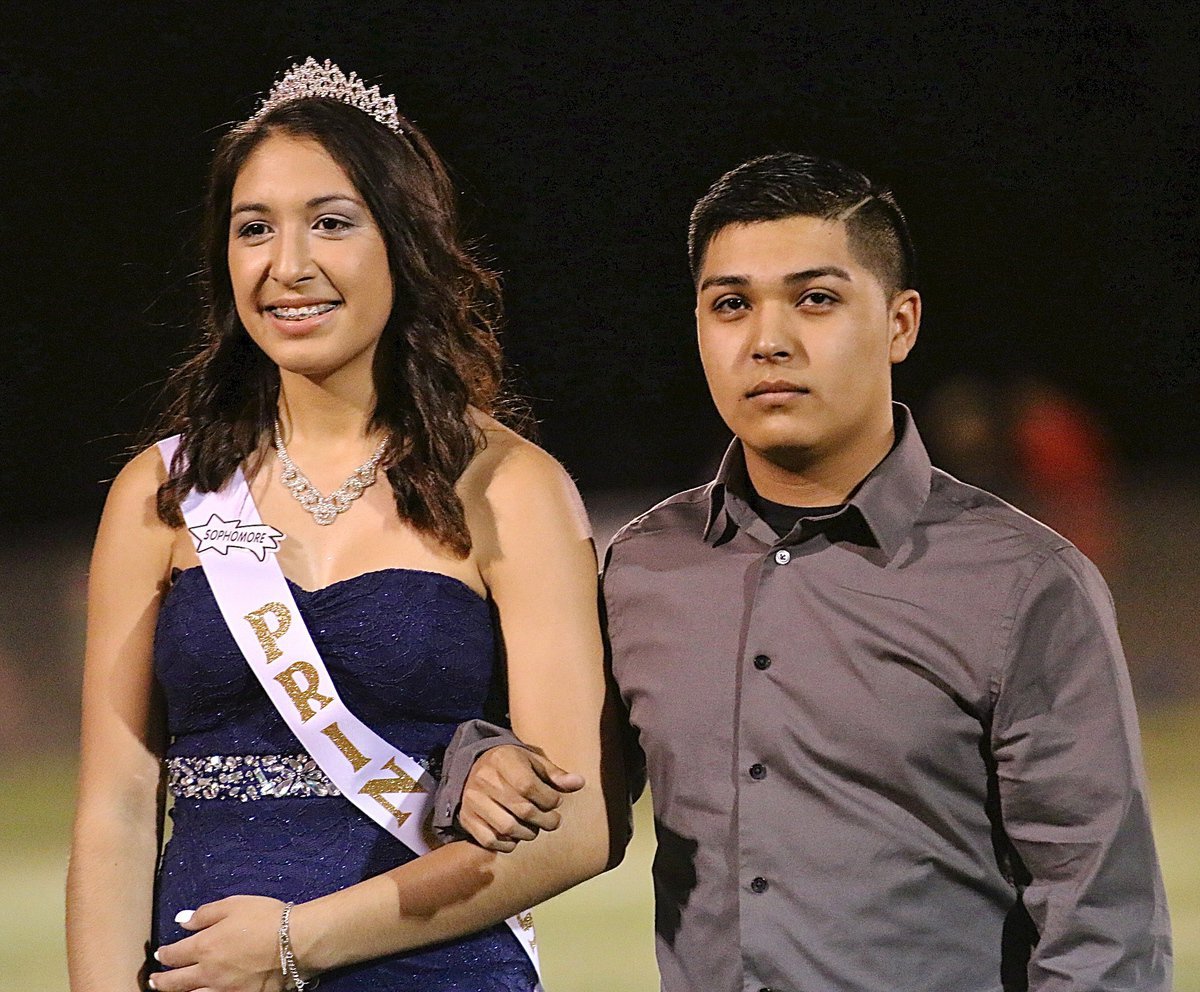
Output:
(67, 448), (174, 991)
(151, 437), (630, 991)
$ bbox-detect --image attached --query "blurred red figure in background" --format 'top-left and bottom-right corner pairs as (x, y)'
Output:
(924, 375), (1119, 574)
(1010, 377), (1118, 573)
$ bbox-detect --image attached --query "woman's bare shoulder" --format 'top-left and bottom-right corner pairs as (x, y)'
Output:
(95, 444), (176, 563)
(465, 413), (590, 541)
(470, 414), (579, 498)
(108, 443), (170, 507)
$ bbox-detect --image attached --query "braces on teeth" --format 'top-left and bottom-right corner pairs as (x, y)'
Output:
(272, 303), (337, 319)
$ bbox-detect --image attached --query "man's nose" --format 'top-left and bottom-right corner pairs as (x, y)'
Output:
(751, 306), (794, 362)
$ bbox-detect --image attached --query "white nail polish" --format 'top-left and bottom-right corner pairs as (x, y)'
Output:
(153, 949), (161, 962)
(148, 979), (157, 991)
(175, 909), (194, 924)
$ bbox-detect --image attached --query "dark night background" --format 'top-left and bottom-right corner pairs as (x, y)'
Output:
(1, 1), (1196, 534)
(2, 7), (1198, 983)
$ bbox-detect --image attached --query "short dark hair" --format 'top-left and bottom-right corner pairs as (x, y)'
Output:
(688, 153), (916, 296)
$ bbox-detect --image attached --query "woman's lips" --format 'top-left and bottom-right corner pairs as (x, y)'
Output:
(264, 302), (341, 333)
(270, 302), (338, 319)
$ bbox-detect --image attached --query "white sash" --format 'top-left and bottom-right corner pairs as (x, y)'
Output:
(157, 437), (542, 982)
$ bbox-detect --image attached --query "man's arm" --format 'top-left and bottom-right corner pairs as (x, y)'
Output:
(992, 546), (1172, 991)
(434, 677), (645, 852)
(431, 720), (585, 849)
(436, 560), (647, 852)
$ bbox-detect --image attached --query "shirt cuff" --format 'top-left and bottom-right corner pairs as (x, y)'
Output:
(431, 719), (533, 845)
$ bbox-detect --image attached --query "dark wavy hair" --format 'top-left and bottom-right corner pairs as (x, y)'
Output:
(154, 96), (524, 556)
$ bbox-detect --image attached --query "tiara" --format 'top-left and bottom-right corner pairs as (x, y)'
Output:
(252, 57), (402, 133)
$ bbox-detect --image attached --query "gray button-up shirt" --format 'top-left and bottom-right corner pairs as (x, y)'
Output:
(604, 406), (1170, 992)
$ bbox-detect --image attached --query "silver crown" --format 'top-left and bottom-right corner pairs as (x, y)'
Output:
(252, 57), (402, 133)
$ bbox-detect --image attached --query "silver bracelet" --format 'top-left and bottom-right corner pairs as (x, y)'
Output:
(278, 902), (317, 990)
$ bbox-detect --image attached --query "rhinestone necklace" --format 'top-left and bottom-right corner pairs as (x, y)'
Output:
(273, 422), (389, 526)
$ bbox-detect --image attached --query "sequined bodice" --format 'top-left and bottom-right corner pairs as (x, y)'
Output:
(151, 566), (536, 991)
(157, 566), (500, 759)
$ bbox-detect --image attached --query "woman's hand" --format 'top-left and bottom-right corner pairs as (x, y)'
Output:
(150, 896), (297, 992)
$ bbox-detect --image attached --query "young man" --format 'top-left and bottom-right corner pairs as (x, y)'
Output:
(435, 154), (1172, 991)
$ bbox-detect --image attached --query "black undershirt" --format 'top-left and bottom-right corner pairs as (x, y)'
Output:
(746, 486), (845, 538)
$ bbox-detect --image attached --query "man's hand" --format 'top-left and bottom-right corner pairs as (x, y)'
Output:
(460, 745), (586, 852)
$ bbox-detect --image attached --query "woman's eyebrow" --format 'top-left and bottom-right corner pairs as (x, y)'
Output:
(231, 200), (269, 218)
(306, 193), (365, 209)
(230, 193), (364, 218)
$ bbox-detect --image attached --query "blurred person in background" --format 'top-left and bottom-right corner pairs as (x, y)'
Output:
(924, 374), (1120, 573)
(922, 374), (1016, 499)
(1009, 376), (1119, 572)
(67, 59), (625, 992)
(440, 153), (1172, 991)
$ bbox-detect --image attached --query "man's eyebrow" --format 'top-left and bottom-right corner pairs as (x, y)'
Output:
(698, 266), (853, 292)
(784, 266), (853, 284)
(230, 193), (364, 217)
(698, 274), (749, 292)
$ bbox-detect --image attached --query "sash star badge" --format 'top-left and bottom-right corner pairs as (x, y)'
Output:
(188, 514), (285, 561)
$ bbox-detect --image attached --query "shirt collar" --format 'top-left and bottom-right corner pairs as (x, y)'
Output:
(703, 403), (932, 560)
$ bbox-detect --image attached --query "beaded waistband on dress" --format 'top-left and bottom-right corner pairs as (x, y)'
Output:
(166, 751), (445, 801)
(167, 754), (341, 801)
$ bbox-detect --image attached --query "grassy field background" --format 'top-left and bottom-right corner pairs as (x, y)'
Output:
(6, 490), (1196, 990)
(5, 698), (1195, 991)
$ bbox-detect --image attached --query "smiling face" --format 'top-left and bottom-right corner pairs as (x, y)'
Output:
(696, 215), (920, 490)
(228, 132), (394, 383)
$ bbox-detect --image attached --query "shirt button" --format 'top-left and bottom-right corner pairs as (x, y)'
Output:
(774, 549), (791, 565)
(753, 654), (772, 670)
(749, 762), (767, 780)
(751, 876), (769, 893)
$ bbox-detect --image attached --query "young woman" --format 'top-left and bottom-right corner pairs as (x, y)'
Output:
(67, 60), (624, 992)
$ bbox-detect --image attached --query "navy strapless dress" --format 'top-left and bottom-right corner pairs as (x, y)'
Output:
(153, 566), (538, 991)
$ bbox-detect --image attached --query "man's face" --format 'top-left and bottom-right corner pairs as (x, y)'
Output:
(695, 215), (919, 474)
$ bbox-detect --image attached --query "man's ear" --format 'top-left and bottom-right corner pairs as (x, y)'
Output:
(888, 289), (921, 365)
